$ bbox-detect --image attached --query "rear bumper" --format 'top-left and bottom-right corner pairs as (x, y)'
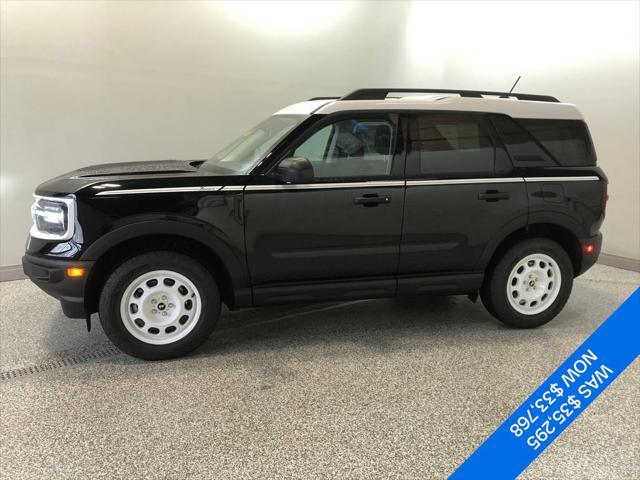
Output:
(576, 233), (602, 276)
(22, 254), (94, 318)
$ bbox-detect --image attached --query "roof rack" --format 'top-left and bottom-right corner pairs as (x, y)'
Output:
(340, 88), (559, 103)
(308, 96), (341, 101)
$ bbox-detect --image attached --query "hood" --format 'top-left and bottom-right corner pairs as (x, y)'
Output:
(70, 160), (202, 178)
(34, 159), (234, 196)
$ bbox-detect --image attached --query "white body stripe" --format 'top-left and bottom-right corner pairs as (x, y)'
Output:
(94, 177), (600, 196)
(245, 181), (405, 191)
(95, 186), (223, 196)
(524, 176), (600, 182)
(406, 177), (523, 186)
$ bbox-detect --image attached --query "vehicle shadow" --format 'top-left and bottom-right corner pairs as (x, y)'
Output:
(196, 294), (501, 357)
(30, 277), (625, 370)
(184, 278), (627, 362)
(33, 294), (494, 368)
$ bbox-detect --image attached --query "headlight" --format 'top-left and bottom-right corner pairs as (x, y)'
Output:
(30, 195), (76, 240)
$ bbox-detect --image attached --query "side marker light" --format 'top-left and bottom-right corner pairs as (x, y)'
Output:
(66, 267), (86, 278)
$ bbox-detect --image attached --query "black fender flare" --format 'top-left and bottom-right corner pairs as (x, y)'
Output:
(80, 217), (249, 289)
(475, 212), (586, 272)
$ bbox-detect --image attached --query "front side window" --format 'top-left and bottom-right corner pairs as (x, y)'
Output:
(292, 117), (397, 178)
(201, 114), (306, 174)
(407, 114), (495, 177)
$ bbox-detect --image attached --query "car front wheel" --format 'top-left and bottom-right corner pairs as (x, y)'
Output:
(99, 251), (220, 360)
(481, 238), (573, 328)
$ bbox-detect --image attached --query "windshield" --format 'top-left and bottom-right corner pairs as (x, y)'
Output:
(201, 114), (306, 174)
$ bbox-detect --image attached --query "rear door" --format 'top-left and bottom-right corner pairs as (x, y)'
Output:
(398, 112), (528, 293)
(244, 113), (406, 302)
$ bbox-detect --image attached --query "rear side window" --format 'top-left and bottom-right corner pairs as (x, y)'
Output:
(407, 113), (494, 177)
(491, 115), (596, 167)
(517, 119), (596, 166)
(490, 115), (556, 167)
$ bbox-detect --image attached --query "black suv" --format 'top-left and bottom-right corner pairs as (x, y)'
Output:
(23, 88), (607, 360)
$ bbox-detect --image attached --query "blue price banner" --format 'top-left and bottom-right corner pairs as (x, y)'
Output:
(450, 288), (640, 480)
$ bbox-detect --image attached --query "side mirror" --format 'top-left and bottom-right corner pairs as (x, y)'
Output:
(274, 157), (314, 184)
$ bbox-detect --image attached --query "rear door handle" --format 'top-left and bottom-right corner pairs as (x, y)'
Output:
(353, 194), (391, 207)
(478, 191), (510, 202)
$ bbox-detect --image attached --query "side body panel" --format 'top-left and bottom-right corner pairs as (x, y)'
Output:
(244, 183), (405, 285)
(397, 112), (529, 294)
(524, 167), (606, 238)
(400, 180), (528, 274)
(244, 111), (407, 304)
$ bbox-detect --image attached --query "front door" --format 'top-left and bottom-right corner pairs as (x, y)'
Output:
(398, 112), (528, 293)
(244, 113), (406, 304)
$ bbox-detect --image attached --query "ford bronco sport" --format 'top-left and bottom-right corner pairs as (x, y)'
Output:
(23, 88), (607, 360)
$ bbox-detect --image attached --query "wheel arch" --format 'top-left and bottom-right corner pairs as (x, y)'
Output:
(479, 222), (584, 276)
(81, 221), (251, 314)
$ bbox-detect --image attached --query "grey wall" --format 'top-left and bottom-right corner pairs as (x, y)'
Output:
(1, 0), (638, 267)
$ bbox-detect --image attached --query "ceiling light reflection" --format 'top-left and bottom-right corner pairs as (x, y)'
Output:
(214, 1), (352, 35)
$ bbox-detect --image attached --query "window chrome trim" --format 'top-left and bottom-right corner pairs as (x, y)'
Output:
(524, 176), (600, 182)
(245, 180), (405, 191)
(95, 186), (223, 196)
(30, 194), (76, 241)
(406, 177), (524, 186)
(220, 185), (245, 192)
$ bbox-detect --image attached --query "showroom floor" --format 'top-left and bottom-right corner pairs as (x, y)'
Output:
(1, 264), (638, 480)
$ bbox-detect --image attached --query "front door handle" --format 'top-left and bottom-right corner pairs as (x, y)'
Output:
(353, 194), (391, 207)
(478, 191), (510, 202)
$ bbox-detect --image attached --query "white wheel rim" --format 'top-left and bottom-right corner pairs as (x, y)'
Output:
(119, 270), (202, 345)
(507, 253), (562, 315)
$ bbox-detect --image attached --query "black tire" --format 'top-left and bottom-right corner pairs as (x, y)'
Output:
(99, 251), (220, 360)
(481, 238), (573, 328)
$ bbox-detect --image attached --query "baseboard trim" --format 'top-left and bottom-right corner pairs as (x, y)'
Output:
(1, 252), (638, 282)
(0, 265), (26, 282)
(597, 253), (640, 272)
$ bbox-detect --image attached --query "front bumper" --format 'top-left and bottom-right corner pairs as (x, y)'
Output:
(22, 254), (94, 318)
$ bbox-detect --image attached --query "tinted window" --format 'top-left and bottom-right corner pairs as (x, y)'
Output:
(293, 118), (396, 178)
(518, 119), (596, 166)
(490, 115), (556, 167)
(408, 114), (494, 176)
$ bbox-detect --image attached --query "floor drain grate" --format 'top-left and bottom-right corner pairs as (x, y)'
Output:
(0, 345), (122, 381)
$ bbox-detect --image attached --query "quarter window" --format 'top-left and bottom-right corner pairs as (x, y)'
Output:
(517, 119), (596, 166)
(490, 115), (556, 166)
(292, 118), (397, 178)
(408, 114), (495, 176)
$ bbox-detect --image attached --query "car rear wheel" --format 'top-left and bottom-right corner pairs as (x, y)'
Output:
(481, 238), (573, 328)
(99, 251), (220, 360)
